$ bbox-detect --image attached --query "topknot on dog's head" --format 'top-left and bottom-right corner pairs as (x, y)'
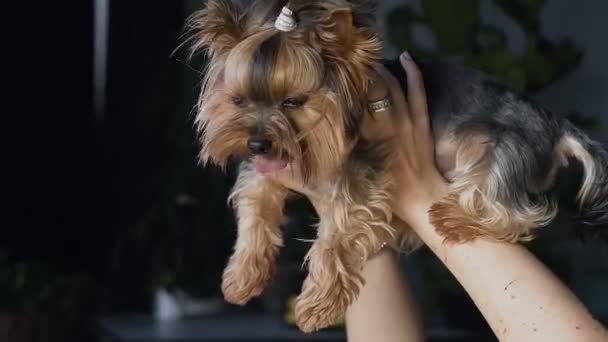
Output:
(186, 0), (381, 68)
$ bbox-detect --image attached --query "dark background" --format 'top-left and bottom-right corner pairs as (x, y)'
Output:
(2, 0), (607, 341)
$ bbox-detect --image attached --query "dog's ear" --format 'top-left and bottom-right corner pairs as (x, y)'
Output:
(310, 8), (381, 65)
(186, 0), (245, 60)
(310, 8), (353, 56)
(309, 7), (381, 111)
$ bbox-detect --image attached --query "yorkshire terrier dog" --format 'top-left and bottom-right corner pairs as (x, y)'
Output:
(185, 0), (608, 332)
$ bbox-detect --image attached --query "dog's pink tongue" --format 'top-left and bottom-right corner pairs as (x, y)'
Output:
(254, 156), (288, 174)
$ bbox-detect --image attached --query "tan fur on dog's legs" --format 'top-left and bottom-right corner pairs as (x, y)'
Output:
(222, 166), (288, 305)
(295, 236), (363, 334)
(294, 215), (418, 333)
(294, 172), (402, 333)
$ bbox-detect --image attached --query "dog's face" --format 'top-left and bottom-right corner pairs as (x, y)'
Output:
(188, 0), (381, 182)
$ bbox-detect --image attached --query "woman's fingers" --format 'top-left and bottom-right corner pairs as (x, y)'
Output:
(399, 53), (430, 130)
(361, 66), (405, 141)
(388, 79), (410, 130)
(374, 65), (414, 140)
(399, 52), (435, 161)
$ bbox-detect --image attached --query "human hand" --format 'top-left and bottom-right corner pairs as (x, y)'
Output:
(364, 52), (448, 224)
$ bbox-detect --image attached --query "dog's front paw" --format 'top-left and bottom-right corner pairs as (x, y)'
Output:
(294, 287), (345, 333)
(221, 251), (276, 305)
(294, 274), (358, 333)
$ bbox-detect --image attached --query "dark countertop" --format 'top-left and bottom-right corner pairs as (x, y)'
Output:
(97, 314), (492, 342)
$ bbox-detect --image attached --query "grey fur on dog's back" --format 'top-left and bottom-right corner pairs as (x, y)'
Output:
(383, 57), (608, 239)
(384, 58), (561, 145)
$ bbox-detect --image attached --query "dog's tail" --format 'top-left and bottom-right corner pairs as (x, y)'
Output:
(557, 121), (608, 240)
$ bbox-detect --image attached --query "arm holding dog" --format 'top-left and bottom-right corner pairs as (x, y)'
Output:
(345, 248), (424, 342)
(377, 53), (607, 342)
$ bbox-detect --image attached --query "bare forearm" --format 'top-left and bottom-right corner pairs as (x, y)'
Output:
(406, 201), (607, 342)
(345, 249), (424, 342)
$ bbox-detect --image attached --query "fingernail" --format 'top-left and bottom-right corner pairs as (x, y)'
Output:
(400, 51), (412, 61)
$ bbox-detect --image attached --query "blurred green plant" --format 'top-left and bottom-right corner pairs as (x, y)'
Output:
(387, 0), (585, 95)
(0, 256), (87, 313)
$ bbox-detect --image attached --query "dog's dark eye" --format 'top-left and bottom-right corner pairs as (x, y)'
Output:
(281, 97), (305, 109)
(232, 96), (248, 108)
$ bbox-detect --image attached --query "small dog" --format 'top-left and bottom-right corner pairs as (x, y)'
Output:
(185, 0), (608, 332)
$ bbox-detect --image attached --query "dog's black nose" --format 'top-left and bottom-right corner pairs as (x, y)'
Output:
(247, 137), (272, 155)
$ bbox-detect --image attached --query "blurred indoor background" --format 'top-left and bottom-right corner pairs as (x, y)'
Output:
(3, 0), (607, 341)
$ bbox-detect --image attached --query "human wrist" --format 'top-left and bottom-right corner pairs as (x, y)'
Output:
(394, 182), (447, 225)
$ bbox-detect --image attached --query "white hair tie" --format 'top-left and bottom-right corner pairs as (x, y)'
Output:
(275, 6), (297, 32)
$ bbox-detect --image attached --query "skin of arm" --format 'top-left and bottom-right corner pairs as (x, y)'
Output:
(404, 198), (607, 342)
(345, 248), (425, 342)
